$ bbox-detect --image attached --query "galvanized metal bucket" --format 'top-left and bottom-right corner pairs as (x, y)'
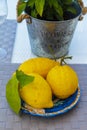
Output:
(26, 5), (82, 58)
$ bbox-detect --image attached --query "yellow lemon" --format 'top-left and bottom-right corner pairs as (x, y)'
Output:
(46, 65), (78, 99)
(19, 73), (53, 109)
(18, 57), (59, 78)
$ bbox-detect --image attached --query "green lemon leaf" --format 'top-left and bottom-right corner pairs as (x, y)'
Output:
(16, 70), (34, 88)
(6, 74), (21, 114)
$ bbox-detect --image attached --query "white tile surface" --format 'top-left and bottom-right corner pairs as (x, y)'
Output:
(7, 0), (87, 63)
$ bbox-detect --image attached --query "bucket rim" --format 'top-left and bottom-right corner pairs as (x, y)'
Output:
(28, 12), (82, 23)
(25, 5), (82, 23)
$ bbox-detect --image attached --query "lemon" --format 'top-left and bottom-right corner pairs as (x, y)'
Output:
(46, 65), (78, 99)
(18, 57), (59, 78)
(19, 73), (53, 109)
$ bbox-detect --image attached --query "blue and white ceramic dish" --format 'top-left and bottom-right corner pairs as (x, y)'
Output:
(21, 87), (80, 117)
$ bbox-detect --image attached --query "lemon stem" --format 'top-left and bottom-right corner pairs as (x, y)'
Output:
(48, 45), (56, 61)
(60, 56), (72, 65)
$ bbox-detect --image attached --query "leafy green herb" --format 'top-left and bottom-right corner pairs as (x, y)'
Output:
(52, 0), (63, 20)
(6, 74), (21, 114)
(62, 0), (73, 5)
(28, 0), (36, 6)
(66, 6), (77, 14)
(17, 2), (27, 16)
(47, 0), (54, 8)
(16, 70), (34, 88)
(35, 0), (45, 16)
(17, 0), (81, 21)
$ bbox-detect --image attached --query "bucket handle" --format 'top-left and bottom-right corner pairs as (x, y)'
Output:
(78, 0), (87, 20)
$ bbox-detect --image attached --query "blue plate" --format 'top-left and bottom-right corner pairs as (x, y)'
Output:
(21, 87), (80, 117)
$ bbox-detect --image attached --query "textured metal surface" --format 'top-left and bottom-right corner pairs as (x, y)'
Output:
(26, 6), (81, 58)
(0, 19), (17, 63)
(0, 63), (87, 130)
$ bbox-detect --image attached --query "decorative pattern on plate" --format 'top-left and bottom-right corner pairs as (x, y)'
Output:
(21, 87), (80, 117)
